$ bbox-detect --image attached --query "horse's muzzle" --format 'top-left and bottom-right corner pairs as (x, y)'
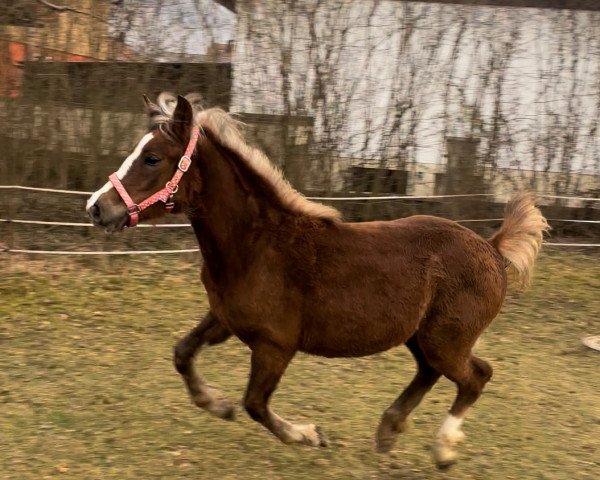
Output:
(87, 200), (128, 233)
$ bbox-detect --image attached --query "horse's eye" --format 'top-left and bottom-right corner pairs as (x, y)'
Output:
(144, 156), (161, 166)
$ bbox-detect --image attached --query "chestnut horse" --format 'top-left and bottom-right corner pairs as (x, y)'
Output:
(87, 93), (548, 468)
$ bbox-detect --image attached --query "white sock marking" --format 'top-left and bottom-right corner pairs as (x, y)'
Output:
(437, 414), (464, 443)
(86, 132), (154, 211)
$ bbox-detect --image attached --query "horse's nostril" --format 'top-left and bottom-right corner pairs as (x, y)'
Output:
(89, 203), (101, 222)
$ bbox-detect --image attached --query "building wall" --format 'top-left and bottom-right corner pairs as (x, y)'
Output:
(231, 0), (600, 196)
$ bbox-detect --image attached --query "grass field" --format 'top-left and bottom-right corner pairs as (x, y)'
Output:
(1, 250), (599, 480)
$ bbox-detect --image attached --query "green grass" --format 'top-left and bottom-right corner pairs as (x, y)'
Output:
(0, 251), (599, 479)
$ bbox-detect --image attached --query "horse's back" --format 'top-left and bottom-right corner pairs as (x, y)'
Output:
(344, 214), (508, 315)
(335, 214), (503, 278)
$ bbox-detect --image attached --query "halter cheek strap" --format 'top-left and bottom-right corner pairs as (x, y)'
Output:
(109, 172), (141, 226)
(109, 126), (200, 228)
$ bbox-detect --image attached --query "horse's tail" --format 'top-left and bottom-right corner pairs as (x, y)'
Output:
(489, 193), (549, 289)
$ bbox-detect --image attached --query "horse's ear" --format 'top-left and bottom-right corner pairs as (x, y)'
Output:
(143, 94), (161, 116)
(171, 95), (194, 143)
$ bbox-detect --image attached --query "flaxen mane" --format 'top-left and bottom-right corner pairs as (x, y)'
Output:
(150, 92), (341, 222)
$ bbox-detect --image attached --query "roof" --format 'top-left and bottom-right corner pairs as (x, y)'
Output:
(214, 0), (600, 12)
(412, 0), (600, 10)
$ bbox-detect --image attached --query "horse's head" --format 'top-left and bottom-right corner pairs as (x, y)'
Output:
(86, 94), (198, 232)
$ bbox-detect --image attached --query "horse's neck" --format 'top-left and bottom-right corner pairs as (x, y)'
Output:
(189, 139), (268, 282)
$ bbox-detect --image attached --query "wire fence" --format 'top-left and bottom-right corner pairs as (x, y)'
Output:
(2, 1), (600, 259)
(3, 185), (600, 202)
(1, 184), (599, 254)
(3, 248), (200, 255)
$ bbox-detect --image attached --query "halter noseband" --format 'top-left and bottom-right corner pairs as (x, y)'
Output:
(109, 126), (200, 228)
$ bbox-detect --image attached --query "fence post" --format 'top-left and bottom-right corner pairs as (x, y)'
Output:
(3, 160), (14, 257)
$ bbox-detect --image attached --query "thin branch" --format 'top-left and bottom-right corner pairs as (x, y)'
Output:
(36, 0), (109, 24)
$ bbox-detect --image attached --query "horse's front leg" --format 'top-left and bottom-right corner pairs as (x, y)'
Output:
(243, 342), (328, 447)
(173, 311), (234, 420)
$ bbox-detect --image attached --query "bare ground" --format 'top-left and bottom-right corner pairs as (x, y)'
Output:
(0, 250), (599, 479)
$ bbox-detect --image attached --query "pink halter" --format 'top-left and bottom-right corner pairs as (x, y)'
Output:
(109, 126), (200, 227)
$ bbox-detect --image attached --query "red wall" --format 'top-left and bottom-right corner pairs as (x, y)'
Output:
(0, 40), (94, 97)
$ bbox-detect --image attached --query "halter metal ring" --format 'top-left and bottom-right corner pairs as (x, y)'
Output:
(166, 181), (179, 194)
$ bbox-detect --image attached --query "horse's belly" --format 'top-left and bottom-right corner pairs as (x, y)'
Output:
(299, 311), (420, 358)
(298, 270), (431, 357)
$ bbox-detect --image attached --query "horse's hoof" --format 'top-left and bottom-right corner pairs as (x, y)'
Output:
(210, 400), (236, 421)
(191, 385), (236, 421)
(218, 402), (236, 421)
(375, 422), (403, 453)
(375, 436), (395, 453)
(293, 424), (328, 447)
(432, 442), (458, 471)
(436, 459), (457, 471)
(315, 426), (329, 447)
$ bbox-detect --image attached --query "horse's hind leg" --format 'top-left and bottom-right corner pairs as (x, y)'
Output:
(412, 297), (497, 469)
(376, 336), (441, 453)
(173, 311), (234, 420)
(432, 354), (493, 469)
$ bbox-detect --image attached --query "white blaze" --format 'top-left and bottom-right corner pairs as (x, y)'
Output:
(86, 132), (154, 210)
